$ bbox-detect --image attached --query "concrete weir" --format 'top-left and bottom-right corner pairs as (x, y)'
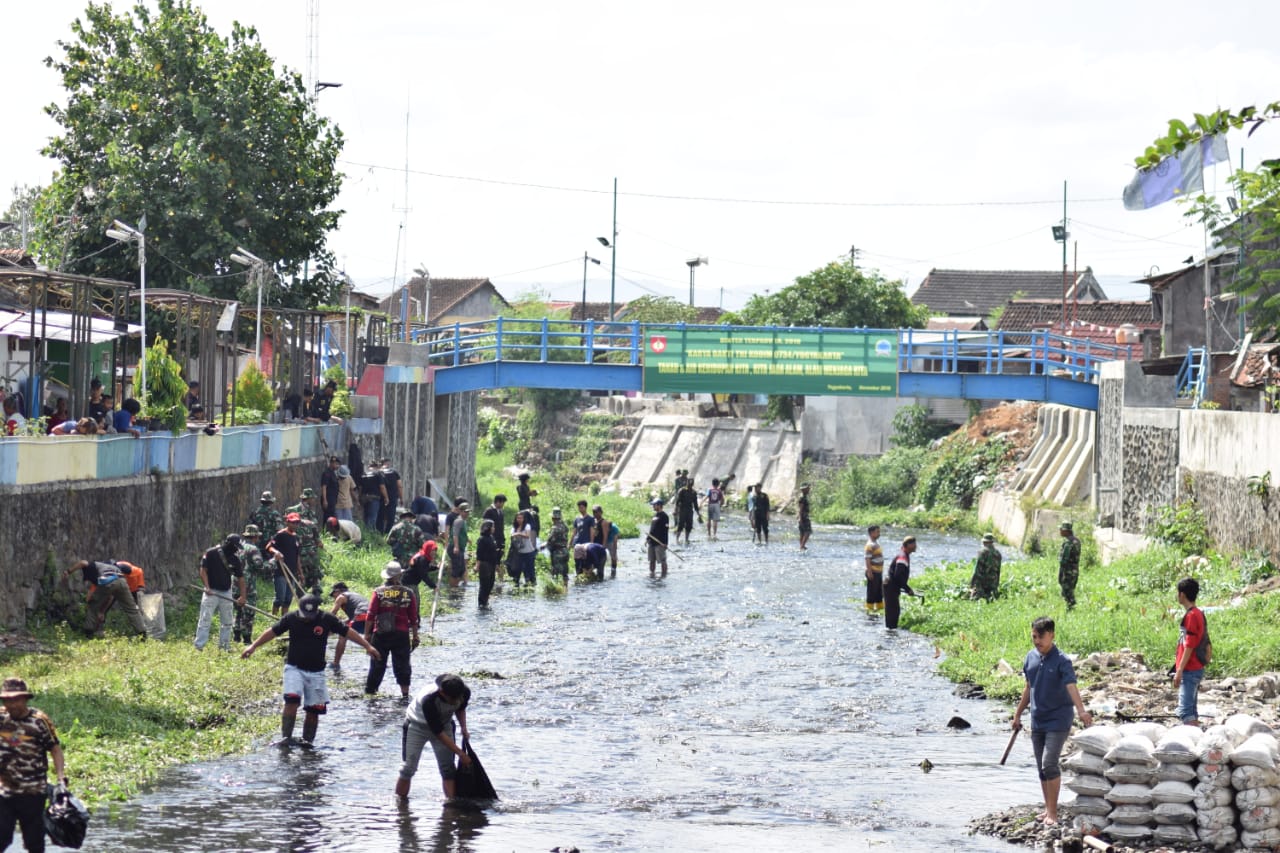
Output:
(608, 415), (801, 502)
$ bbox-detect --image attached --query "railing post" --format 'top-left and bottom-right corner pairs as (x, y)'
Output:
(632, 321), (641, 366)
(495, 316), (504, 362)
(540, 317), (549, 363)
(585, 319), (594, 363)
(453, 322), (461, 367)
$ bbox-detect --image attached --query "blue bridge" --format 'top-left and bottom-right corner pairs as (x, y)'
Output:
(409, 319), (1138, 410)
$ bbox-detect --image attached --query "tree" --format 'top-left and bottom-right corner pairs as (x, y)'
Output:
(34, 0), (345, 308)
(724, 259), (930, 330)
(619, 295), (699, 324)
(1135, 105), (1280, 329)
(0, 186), (41, 252)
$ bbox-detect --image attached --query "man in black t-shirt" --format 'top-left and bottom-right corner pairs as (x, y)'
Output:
(647, 499), (670, 577)
(379, 458), (403, 533)
(482, 495), (507, 556)
(266, 514), (303, 615)
(195, 536), (246, 652)
(320, 455), (341, 520)
(242, 594), (379, 745)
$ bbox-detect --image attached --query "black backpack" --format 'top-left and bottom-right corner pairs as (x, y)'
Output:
(45, 782), (90, 849)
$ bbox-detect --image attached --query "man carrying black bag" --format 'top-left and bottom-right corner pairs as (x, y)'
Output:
(0, 677), (68, 852)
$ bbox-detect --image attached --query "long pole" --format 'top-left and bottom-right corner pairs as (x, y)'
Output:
(254, 264), (263, 366)
(608, 177), (617, 321)
(581, 252), (589, 321)
(138, 231), (147, 403)
(688, 263), (695, 307)
(1060, 180), (1068, 331)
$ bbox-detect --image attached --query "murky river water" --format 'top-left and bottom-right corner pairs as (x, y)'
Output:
(72, 520), (1041, 852)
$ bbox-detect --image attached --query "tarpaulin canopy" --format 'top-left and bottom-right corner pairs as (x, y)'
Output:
(0, 309), (139, 344)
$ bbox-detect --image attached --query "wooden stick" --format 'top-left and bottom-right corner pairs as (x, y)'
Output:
(277, 559), (307, 600)
(428, 562), (445, 634)
(999, 727), (1020, 765)
(187, 584), (274, 620)
(646, 533), (685, 561)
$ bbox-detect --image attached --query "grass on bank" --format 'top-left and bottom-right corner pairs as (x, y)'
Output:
(900, 541), (1280, 704)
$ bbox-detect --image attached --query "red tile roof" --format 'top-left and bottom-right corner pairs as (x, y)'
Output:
(912, 268), (1107, 316)
(1232, 343), (1280, 388)
(996, 299), (1156, 332)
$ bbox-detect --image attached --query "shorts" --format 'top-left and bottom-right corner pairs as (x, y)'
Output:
(799, 519), (812, 534)
(647, 541), (667, 563)
(707, 505), (722, 521)
(282, 664), (330, 712)
(400, 720), (458, 781)
(449, 550), (466, 579)
(1030, 728), (1069, 781)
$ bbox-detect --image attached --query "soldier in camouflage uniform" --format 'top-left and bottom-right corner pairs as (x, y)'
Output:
(545, 507), (571, 581)
(968, 533), (1003, 601)
(288, 488), (324, 593)
(1058, 521), (1081, 609)
(248, 491), (283, 546)
(387, 507), (425, 566)
(235, 524), (269, 643)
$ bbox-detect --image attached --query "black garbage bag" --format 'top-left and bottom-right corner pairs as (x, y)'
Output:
(453, 739), (498, 800)
(45, 782), (90, 849)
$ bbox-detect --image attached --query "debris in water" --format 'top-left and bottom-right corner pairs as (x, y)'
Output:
(918, 758), (933, 773)
(945, 716), (971, 730)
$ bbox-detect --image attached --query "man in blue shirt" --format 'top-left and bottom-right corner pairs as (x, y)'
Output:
(1011, 616), (1093, 826)
(113, 398), (143, 437)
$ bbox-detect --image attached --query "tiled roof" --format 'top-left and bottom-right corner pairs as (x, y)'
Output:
(694, 307), (725, 324)
(996, 299), (1156, 332)
(0, 249), (35, 268)
(1232, 343), (1280, 388)
(379, 277), (507, 325)
(927, 316), (986, 331)
(912, 268), (1107, 316)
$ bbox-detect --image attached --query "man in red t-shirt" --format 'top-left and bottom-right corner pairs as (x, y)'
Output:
(1173, 576), (1207, 725)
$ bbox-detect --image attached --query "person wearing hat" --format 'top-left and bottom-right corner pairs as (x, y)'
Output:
(195, 535), (247, 652)
(398, 673), (473, 800)
(969, 534), (1003, 601)
(327, 515), (362, 544)
(516, 473), (533, 511)
(243, 594), (379, 745)
(475, 519), (500, 607)
(0, 676), (67, 851)
(266, 513), (304, 615)
(334, 465), (356, 522)
(1058, 522), (1081, 609)
(61, 559), (148, 639)
(647, 499), (670, 577)
(446, 502), (471, 588)
(363, 562), (420, 698)
(288, 488), (324, 592)
(234, 524), (269, 644)
(328, 581), (370, 669)
(544, 508), (571, 582)
(387, 507), (426, 567)
(884, 536), (918, 630)
(797, 484), (813, 551)
(248, 490), (283, 547)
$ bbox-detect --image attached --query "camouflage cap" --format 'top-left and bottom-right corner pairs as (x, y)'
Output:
(1060, 521), (1073, 532)
(300, 488), (316, 499)
(242, 524), (261, 538)
(260, 491), (275, 503)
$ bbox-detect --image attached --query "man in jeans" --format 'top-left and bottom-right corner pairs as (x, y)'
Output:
(1173, 576), (1207, 725)
(196, 535), (247, 652)
(1011, 616), (1093, 826)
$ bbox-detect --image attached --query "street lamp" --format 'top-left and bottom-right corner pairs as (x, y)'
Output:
(106, 216), (147, 402)
(230, 246), (268, 365)
(582, 252), (602, 321)
(686, 257), (708, 307)
(598, 177), (618, 321)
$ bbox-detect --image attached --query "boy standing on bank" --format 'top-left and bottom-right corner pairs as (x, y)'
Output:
(1173, 577), (1207, 726)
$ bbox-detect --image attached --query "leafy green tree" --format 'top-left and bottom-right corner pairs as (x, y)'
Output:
(724, 259), (930, 330)
(491, 290), (580, 424)
(34, 0), (344, 308)
(620, 295), (699, 324)
(0, 186), (41, 252)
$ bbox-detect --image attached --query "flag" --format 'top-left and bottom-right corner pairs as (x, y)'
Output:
(1122, 135), (1229, 211)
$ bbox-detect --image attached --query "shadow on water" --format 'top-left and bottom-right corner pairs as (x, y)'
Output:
(73, 518), (1037, 852)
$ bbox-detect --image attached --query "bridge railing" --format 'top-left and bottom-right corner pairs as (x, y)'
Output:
(412, 320), (1134, 379)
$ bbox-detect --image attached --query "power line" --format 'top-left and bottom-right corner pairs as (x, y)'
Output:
(336, 159), (1117, 209)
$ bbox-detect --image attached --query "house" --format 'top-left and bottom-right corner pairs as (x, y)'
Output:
(379, 277), (509, 328)
(1139, 251), (1241, 358)
(911, 268), (1107, 318)
(1229, 341), (1280, 412)
(995, 299), (1156, 360)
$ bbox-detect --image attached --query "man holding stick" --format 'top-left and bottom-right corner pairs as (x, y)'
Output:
(647, 498), (670, 577)
(195, 536), (246, 652)
(267, 513), (305, 614)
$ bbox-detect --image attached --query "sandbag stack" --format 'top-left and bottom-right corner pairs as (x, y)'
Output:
(1150, 725), (1200, 846)
(1101, 723), (1163, 843)
(1227, 714), (1280, 850)
(1196, 723), (1240, 850)
(1064, 725), (1121, 835)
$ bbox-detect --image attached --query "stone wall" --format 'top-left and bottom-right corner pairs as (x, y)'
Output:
(0, 455), (326, 628)
(1096, 372), (1124, 525)
(1120, 410), (1180, 534)
(383, 381), (435, 498)
(445, 391), (479, 503)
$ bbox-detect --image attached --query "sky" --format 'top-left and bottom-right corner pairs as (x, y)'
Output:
(5, 1), (1280, 312)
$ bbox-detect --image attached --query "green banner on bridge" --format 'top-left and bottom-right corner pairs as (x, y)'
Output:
(641, 327), (898, 396)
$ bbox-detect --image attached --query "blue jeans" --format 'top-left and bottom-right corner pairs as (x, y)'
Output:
(274, 574), (293, 609)
(1177, 668), (1204, 722)
(364, 498), (383, 528)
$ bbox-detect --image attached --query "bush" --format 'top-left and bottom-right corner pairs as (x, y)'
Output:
(835, 446), (929, 508)
(141, 338), (188, 435)
(916, 435), (1011, 509)
(891, 404), (950, 448)
(323, 365), (354, 418)
(235, 360), (274, 415)
(1146, 498), (1212, 557)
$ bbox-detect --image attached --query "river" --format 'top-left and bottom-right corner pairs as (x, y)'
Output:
(73, 520), (1040, 852)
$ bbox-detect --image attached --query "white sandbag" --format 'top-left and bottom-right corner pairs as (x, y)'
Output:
(1194, 781), (1235, 810)
(1104, 762), (1157, 785)
(1156, 762), (1197, 783)
(1153, 727), (1199, 764)
(1117, 721), (1165, 744)
(1150, 779), (1195, 804)
(1105, 735), (1158, 766)
(1065, 774), (1111, 797)
(1240, 804), (1280, 832)
(1152, 823), (1198, 844)
(1198, 824), (1238, 851)
(1197, 805), (1237, 830)
(1198, 762), (1232, 786)
(1106, 783), (1153, 805)
(1062, 749), (1108, 776)
(1225, 713), (1273, 741)
(1103, 822), (1152, 840)
(1232, 732), (1280, 771)
(1108, 803), (1154, 825)
(1073, 813), (1107, 835)
(1241, 827), (1280, 848)
(1197, 728), (1237, 765)
(1072, 725), (1123, 757)
(1069, 795), (1112, 816)
(138, 591), (166, 640)
(1233, 765), (1280, 790)
(1152, 801), (1196, 824)
(1237, 786), (1280, 809)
